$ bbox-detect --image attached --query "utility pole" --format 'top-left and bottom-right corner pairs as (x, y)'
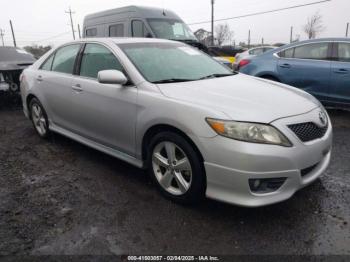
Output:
(290, 26), (293, 43)
(65, 7), (76, 40)
(78, 24), (81, 39)
(0, 29), (4, 46)
(9, 20), (16, 47)
(247, 30), (250, 48)
(346, 23), (349, 37)
(211, 0), (215, 46)
(261, 37), (264, 46)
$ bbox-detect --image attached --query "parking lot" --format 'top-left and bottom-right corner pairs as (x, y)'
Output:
(0, 107), (349, 256)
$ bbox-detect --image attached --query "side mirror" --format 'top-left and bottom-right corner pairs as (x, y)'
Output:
(97, 70), (128, 85)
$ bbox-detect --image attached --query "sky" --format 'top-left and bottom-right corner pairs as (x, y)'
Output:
(0, 0), (349, 47)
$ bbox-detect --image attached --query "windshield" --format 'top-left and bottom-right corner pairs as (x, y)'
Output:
(119, 42), (233, 83)
(147, 18), (197, 41)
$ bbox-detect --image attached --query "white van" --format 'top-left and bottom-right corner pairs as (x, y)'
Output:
(82, 6), (208, 52)
(83, 6), (243, 68)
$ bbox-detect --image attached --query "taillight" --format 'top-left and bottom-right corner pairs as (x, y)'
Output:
(238, 59), (250, 69)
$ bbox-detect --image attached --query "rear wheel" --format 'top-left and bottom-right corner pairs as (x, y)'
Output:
(29, 98), (50, 138)
(147, 132), (206, 204)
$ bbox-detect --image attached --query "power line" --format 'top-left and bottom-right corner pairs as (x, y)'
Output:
(35, 31), (71, 43)
(188, 0), (332, 25)
(65, 7), (76, 40)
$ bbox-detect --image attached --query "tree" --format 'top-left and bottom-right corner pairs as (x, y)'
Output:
(23, 45), (52, 59)
(303, 12), (325, 39)
(194, 28), (212, 46)
(215, 23), (233, 46)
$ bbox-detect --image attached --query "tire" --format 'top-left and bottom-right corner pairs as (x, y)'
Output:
(29, 98), (50, 138)
(146, 131), (206, 205)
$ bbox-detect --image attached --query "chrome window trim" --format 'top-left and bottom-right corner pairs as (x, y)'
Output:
(273, 41), (334, 62)
(273, 40), (350, 64)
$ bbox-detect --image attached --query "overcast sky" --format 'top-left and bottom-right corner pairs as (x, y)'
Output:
(0, 0), (349, 47)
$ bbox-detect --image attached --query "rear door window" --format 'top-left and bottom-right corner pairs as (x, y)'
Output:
(79, 43), (123, 79)
(109, 24), (124, 37)
(278, 48), (294, 58)
(293, 43), (329, 60)
(337, 43), (350, 62)
(51, 44), (81, 74)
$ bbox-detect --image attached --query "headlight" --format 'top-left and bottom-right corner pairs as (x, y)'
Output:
(206, 118), (292, 147)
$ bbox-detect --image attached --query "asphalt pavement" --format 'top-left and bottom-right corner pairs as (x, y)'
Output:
(0, 108), (349, 256)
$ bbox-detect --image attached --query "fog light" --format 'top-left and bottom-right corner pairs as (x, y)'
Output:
(249, 177), (287, 194)
(253, 179), (261, 189)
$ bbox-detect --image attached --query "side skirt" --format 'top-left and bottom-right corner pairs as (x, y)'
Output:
(49, 124), (144, 169)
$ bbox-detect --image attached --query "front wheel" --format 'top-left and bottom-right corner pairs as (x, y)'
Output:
(147, 132), (206, 204)
(29, 98), (50, 138)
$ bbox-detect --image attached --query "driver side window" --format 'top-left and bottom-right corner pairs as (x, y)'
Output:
(79, 43), (124, 79)
(132, 20), (151, 37)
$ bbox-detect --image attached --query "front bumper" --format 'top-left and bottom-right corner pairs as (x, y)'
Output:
(198, 108), (332, 207)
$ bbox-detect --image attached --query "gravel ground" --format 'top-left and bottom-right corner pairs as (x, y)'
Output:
(0, 107), (349, 256)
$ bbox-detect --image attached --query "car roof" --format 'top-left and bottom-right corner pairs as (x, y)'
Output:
(248, 46), (276, 50)
(63, 37), (181, 46)
(84, 5), (182, 21)
(278, 37), (350, 50)
(297, 37), (350, 43)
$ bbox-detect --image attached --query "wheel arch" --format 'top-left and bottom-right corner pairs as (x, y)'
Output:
(141, 124), (204, 165)
(26, 94), (38, 119)
(257, 74), (281, 82)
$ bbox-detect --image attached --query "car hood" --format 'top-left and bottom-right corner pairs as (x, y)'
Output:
(156, 74), (319, 123)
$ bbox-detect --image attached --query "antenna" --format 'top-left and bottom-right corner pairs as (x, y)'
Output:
(162, 0), (166, 16)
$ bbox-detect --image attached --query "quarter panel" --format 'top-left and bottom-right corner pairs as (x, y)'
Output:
(239, 55), (278, 77)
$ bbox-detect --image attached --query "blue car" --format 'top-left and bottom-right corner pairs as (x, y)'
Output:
(239, 38), (350, 109)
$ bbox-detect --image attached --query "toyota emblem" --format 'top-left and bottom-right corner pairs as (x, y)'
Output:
(319, 111), (328, 127)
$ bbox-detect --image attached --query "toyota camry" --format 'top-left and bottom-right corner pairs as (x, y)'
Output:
(20, 38), (332, 207)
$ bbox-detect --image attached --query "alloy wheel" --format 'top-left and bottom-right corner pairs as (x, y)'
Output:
(152, 141), (192, 196)
(31, 103), (47, 136)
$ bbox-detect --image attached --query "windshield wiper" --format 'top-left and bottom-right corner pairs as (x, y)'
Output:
(198, 73), (236, 80)
(152, 78), (195, 84)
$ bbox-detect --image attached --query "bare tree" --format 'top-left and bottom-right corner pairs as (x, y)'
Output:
(215, 23), (233, 46)
(303, 12), (325, 39)
(194, 28), (212, 46)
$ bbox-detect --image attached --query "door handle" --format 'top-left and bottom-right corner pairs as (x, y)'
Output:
(72, 84), (83, 92)
(36, 75), (43, 82)
(280, 63), (291, 68)
(334, 69), (348, 74)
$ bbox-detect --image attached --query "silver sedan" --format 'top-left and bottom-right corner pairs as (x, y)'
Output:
(20, 38), (332, 207)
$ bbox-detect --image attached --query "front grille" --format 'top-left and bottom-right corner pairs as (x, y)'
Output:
(288, 122), (328, 142)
